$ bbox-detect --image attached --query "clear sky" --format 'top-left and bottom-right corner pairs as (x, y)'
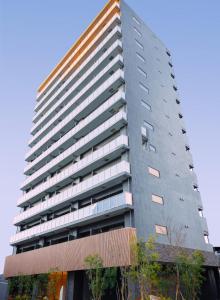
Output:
(0, 0), (219, 273)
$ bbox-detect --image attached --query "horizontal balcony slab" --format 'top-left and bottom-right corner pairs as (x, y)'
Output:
(25, 88), (125, 176)
(17, 135), (129, 211)
(11, 192), (133, 245)
(31, 39), (123, 141)
(27, 55), (124, 160)
(34, 13), (121, 122)
(22, 111), (127, 188)
(18, 159), (131, 214)
(4, 227), (136, 277)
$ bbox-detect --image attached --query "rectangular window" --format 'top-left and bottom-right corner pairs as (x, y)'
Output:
(141, 100), (151, 111)
(136, 52), (145, 62)
(133, 16), (141, 26)
(198, 208), (203, 218)
(149, 144), (156, 152)
(133, 26), (142, 37)
(152, 194), (163, 205)
(138, 67), (147, 78)
(135, 39), (144, 50)
(155, 225), (167, 235)
(139, 82), (149, 93)
(148, 167), (160, 178)
(204, 234), (209, 244)
(144, 121), (154, 131)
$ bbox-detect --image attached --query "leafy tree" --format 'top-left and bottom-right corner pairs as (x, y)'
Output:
(85, 254), (117, 300)
(176, 250), (204, 300)
(127, 236), (161, 300)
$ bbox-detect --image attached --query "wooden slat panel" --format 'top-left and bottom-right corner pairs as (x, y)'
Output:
(4, 228), (136, 278)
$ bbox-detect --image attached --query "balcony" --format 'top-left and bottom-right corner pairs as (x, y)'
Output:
(35, 6), (121, 117)
(12, 191), (133, 245)
(31, 38), (123, 139)
(27, 56), (124, 162)
(23, 109), (127, 185)
(17, 135), (129, 210)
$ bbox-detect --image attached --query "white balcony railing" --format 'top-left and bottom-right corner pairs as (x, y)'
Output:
(24, 92), (125, 178)
(16, 160), (131, 222)
(36, 1), (120, 104)
(26, 64), (124, 159)
(31, 38), (123, 140)
(18, 135), (128, 207)
(11, 191), (132, 245)
(23, 110), (127, 185)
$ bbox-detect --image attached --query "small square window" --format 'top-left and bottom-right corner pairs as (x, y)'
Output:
(148, 167), (160, 178)
(139, 82), (149, 93)
(198, 208), (204, 218)
(152, 194), (163, 204)
(168, 62), (173, 68)
(182, 128), (186, 134)
(189, 164), (194, 171)
(171, 73), (175, 79)
(133, 16), (141, 26)
(141, 100), (151, 111)
(136, 52), (145, 62)
(185, 145), (190, 151)
(193, 184), (199, 191)
(144, 121), (154, 131)
(178, 113), (183, 119)
(149, 144), (156, 152)
(176, 99), (180, 104)
(138, 67), (147, 78)
(166, 50), (171, 57)
(155, 225), (167, 235)
(133, 26), (142, 37)
(135, 39), (144, 50)
(173, 85), (178, 91)
(204, 234), (209, 244)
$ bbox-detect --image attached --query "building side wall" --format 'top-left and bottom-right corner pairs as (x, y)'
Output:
(120, 0), (211, 251)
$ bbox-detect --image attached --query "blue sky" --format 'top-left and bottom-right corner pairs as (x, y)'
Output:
(0, 0), (220, 272)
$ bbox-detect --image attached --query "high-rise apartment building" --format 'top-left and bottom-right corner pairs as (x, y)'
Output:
(4, 0), (219, 298)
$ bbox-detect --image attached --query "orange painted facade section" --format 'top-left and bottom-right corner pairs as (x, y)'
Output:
(38, 0), (120, 94)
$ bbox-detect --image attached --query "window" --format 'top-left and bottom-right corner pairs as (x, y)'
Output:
(168, 62), (173, 68)
(173, 85), (178, 91)
(139, 82), (149, 93)
(148, 167), (160, 178)
(133, 16), (141, 26)
(176, 99), (180, 104)
(193, 184), (199, 191)
(198, 208), (204, 218)
(155, 225), (167, 235)
(204, 234), (209, 244)
(133, 26), (142, 37)
(185, 145), (190, 151)
(178, 113), (183, 119)
(141, 100), (151, 111)
(149, 144), (156, 152)
(166, 50), (171, 57)
(189, 164), (194, 171)
(135, 39), (144, 50)
(171, 73), (175, 79)
(182, 128), (186, 134)
(144, 121), (154, 131)
(138, 67), (147, 78)
(136, 52), (145, 62)
(152, 194), (163, 204)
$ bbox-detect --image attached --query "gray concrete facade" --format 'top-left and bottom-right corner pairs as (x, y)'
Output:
(120, 0), (212, 252)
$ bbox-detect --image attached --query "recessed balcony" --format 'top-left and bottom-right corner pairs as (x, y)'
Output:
(17, 135), (129, 211)
(12, 191), (133, 245)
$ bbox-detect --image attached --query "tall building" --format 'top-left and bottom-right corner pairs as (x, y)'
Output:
(4, 0), (219, 298)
